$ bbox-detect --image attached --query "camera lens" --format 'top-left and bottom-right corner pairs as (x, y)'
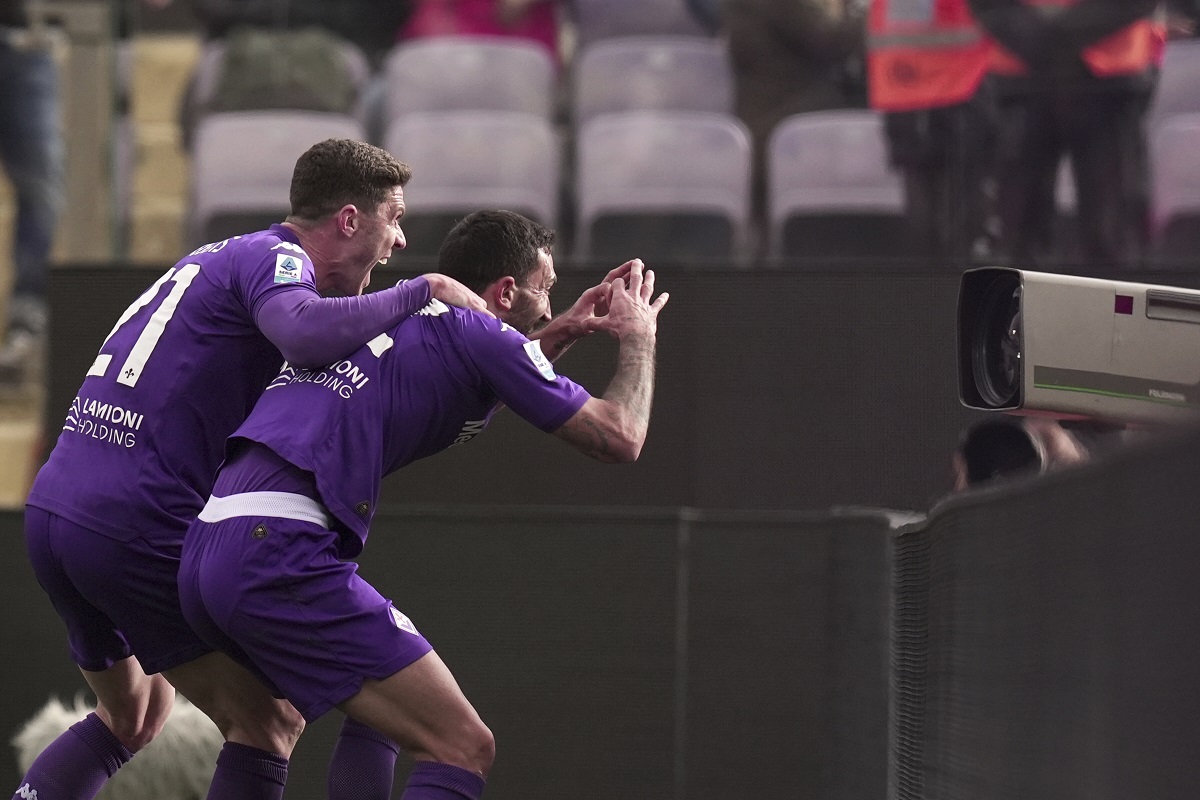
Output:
(972, 274), (1022, 408)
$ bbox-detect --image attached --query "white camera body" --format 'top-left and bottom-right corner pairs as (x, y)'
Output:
(958, 267), (1200, 424)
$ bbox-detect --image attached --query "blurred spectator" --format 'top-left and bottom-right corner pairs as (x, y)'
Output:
(175, 0), (415, 148)
(867, 0), (998, 263)
(0, 0), (64, 388)
(724, 0), (867, 233)
(951, 416), (1089, 490)
(969, 0), (1166, 271)
(189, 0), (413, 63)
(399, 0), (562, 61)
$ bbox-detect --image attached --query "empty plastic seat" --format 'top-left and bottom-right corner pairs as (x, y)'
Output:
(573, 35), (733, 125)
(189, 111), (365, 247)
(766, 110), (906, 261)
(571, 0), (707, 47)
(575, 111), (752, 264)
(382, 37), (557, 127)
(384, 111), (561, 258)
(1150, 113), (1200, 264)
(1150, 40), (1200, 132)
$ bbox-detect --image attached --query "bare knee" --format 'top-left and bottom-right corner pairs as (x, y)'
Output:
(222, 701), (306, 758)
(423, 719), (495, 778)
(469, 722), (496, 778)
(95, 675), (175, 753)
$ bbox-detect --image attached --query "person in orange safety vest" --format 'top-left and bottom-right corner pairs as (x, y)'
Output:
(867, 0), (999, 263)
(967, 0), (1165, 269)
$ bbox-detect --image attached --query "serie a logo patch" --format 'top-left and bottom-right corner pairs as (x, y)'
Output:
(274, 253), (303, 284)
(523, 340), (557, 381)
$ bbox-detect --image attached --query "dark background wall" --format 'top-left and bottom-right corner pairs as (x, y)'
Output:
(49, 265), (996, 514)
(1, 505), (896, 799)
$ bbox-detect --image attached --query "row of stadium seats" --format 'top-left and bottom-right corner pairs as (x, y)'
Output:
(187, 35), (1200, 265)
(190, 104), (1200, 265)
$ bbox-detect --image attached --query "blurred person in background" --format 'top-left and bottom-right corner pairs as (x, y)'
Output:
(724, 0), (867, 238)
(968, 0), (1166, 270)
(185, 0), (414, 63)
(399, 0), (562, 61)
(868, 0), (999, 263)
(170, 0), (416, 149)
(0, 0), (64, 388)
(951, 416), (1090, 490)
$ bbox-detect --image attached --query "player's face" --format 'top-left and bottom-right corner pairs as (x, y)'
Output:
(352, 187), (406, 293)
(509, 248), (556, 335)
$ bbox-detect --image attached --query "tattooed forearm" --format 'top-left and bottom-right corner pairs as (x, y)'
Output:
(604, 332), (656, 434)
(553, 332), (657, 463)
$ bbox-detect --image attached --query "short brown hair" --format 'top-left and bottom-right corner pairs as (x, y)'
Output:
(289, 139), (412, 221)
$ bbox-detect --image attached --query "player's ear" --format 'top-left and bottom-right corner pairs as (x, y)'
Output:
(490, 276), (517, 312)
(336, 204), (359, 236)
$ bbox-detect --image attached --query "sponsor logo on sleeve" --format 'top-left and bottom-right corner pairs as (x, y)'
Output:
(274, 253), (303, 284)
(523, 340), (557, 381)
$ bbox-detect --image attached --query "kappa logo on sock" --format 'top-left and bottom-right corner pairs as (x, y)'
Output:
(389, 606), (419, 635)
(16, 783), (38, 800)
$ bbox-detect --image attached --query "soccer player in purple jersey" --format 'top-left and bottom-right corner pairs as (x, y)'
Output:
(15, 139), (491, 800)
(177, 210), (668, 800)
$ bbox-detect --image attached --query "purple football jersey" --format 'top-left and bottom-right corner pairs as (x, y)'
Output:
(225, 300), (591, 557)
(28, 226), (320, 544)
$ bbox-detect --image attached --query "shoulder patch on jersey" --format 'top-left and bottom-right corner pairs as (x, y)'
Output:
(416, 299), (450, 317)
(274, 253), (304, 284)
(523, 340), (557, 381)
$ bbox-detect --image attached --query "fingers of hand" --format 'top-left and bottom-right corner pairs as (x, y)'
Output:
(606, 259), (638, 284)
(651, 292), (669, 313)
(626, 262), (644, 296)
(641, 269), (655, 303)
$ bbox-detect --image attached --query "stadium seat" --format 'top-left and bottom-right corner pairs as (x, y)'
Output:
(574, 111), (752, 265)
(382, 37), (557, 128)
(189, 111), (365, 248)
(1149, 39), (1200, 132)
(572, 35), (733, 125)
(571, 0), (708, 47)
(1150, 113), (1200, 264)
(766, 110), (906, 261)
(383, 111), (561, 258)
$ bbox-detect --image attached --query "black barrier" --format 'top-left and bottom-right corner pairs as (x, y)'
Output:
(890, 427), (1200, 800)
(1, 505), (898, 800)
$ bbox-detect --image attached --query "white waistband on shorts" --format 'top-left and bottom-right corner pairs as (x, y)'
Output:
(197, 492), (332, 528)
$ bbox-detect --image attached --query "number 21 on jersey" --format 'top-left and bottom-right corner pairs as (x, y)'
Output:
(87, 264), (200, 388)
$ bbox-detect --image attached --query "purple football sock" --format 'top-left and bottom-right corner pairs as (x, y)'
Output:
(327, 716), (401, 800)
(13, 712), (133, 800)
(401, 761), (486, 800)
(206, 742), (288, 800)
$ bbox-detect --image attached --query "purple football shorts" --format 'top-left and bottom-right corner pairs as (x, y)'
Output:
(178, 514), (433, 722)
(24, 506), (213, 674)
